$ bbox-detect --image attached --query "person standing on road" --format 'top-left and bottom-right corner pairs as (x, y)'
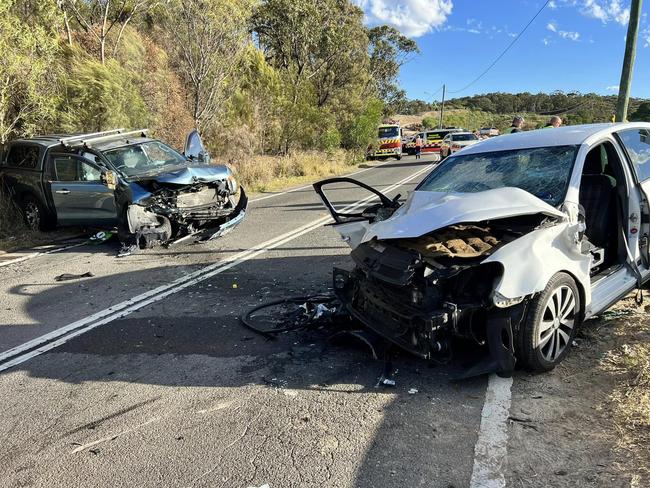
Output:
(415, 134), (423, 159)
(543, 116), (562, 128)
(504, 116), (525, 134)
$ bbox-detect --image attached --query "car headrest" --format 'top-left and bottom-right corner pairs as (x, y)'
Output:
(583, 146), (607, 175)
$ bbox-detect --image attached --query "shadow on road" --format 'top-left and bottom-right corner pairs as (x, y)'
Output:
(1, 251), (484, 487)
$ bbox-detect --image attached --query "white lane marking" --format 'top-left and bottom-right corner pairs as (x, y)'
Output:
(0, 242), (86, 268)
(0, 164), (434, 371)
(469, 374), (513, 488)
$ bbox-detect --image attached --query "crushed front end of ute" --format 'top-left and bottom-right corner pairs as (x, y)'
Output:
(122, 173), (247, 250)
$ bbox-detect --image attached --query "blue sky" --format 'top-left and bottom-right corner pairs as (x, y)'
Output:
(355, 0), (650, 101)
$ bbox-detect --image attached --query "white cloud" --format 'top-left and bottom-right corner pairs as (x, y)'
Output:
(581, 0), (630, 25)
(559, 30), (581, 41)
(606, 85), (619, 91)
(355, 0), (453, 37)
(542, 38), (551, 45)
(547, 22), (558, 32)
(549, 0), (558, 8)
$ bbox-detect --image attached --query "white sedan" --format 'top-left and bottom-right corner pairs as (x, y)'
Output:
(440, 131), (481, 159)
(315, 123), (650, 376)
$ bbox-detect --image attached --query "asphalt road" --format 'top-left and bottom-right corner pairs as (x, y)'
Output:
(0, 155), (491, 488)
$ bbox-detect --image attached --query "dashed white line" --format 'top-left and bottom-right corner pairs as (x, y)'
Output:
(469, 374), (514, 488)
(0, 163), (434, 372)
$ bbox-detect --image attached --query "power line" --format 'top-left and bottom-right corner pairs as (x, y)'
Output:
(448, 0), (551, 95)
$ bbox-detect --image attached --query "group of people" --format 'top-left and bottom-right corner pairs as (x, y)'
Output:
(504, 115), (562, 133)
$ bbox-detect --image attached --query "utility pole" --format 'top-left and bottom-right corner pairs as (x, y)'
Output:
(616, 0), (643, 122)
(439, 84), (446, 128)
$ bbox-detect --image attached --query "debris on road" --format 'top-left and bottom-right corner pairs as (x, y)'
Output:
(54, 272), (94, 282)
(408, 388), (419, 395)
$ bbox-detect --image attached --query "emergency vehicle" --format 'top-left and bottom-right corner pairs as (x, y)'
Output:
(405, 128), (462, 155)
(368, 124), (403, 160)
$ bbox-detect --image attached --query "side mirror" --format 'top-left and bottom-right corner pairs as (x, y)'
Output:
(102, 170), (117, 190)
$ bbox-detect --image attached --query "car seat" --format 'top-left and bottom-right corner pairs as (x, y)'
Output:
(579, 145), (617, 258)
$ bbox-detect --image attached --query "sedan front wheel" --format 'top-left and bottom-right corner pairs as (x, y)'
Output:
(516, 272), (581, 371)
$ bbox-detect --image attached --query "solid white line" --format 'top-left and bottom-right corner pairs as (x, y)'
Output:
(0, 163), (434, 371)
(0, 242), (87, 268)
(469, 374), (513, 488)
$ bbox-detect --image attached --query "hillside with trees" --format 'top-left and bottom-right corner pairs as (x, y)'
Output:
(0, 0), (417, 164)
(394, 91), (650, 125)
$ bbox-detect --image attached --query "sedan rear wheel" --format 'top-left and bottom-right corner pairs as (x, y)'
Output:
(517, 272), (581, 371)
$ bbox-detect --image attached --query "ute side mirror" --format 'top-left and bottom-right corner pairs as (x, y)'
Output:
(102, 170), (117, 190)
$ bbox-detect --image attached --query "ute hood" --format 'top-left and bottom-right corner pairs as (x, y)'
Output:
(130, 165), (232, 186)
(362, 187), (567, 243)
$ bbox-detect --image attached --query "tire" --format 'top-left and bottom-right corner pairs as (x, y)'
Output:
(20, 194), (51, 231)
(516, 272), (581, 371)
(396, 154), (402, 160)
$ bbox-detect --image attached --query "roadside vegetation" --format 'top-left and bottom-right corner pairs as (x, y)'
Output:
(602, 311), (650, 484)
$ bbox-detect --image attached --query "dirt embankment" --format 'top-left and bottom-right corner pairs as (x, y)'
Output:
(506, 296), (650, 487)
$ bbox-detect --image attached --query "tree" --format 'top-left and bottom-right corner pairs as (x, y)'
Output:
(630, 102), (650, 121)
(366, 25), (419, 102)
(422, 116), (437, 129)
(0, 0), (60, 143)
(164, 0), (253, 131)
(61, 0), (158, 63)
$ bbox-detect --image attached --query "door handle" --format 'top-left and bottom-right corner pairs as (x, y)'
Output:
(55, 189), (70, 195)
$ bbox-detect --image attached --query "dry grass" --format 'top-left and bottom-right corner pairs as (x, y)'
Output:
(600, 305), (650, 483)
(228, 149), (363, 194)
(0, 184), (28, 250)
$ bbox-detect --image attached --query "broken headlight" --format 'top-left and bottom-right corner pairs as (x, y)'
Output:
(492, 291), (525, 308)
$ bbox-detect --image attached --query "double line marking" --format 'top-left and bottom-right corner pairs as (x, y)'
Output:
(0, 164), (434, 372)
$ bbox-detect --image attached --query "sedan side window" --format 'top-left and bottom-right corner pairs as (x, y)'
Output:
(54, 156), (102, 182)
(617, 128), (650, 181)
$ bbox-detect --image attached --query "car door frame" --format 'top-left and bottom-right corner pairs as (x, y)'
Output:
(47, 152), (119, 226)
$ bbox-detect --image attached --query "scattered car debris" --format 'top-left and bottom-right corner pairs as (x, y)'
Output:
(54, 272), (95, 282)
(408, 388), (419, 395)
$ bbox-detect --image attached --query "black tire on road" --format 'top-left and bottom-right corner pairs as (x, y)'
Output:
(516, 272), (581, 371)
(20, 194), (51, 231)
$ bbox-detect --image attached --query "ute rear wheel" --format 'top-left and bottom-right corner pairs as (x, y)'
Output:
(20, 194), (51, 231)
(516, 272), (581, 371)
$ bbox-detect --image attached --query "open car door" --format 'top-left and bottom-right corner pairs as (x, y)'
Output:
(184, 129), (210, 163)
(313, 177), (401, 248)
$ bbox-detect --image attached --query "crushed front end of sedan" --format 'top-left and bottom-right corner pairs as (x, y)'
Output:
(313, 141), (599, 377)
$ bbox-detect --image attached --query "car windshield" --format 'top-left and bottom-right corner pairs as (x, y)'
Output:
(104, 141), (192, 176)
(452, 134), (478, 141)
(378, 127), (399, 138)
(417, 145), (579, 206)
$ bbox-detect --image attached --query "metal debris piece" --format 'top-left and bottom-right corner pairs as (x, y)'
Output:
(54, 272), (94, 282)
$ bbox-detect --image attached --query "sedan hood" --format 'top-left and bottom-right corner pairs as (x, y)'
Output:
(130, 165), (232, 185)
(362, 187), (567, 243)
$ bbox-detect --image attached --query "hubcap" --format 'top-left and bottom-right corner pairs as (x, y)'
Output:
(537, 285), (575, 362)
(24, 202), (40, 230)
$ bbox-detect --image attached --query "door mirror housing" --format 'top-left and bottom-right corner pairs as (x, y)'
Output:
(102, 170), (117, 190)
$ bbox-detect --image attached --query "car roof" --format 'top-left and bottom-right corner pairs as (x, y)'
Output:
(460, 122), (650, 155)
(451, 132), (475, 136)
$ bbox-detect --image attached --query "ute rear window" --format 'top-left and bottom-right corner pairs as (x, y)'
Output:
(5, 145), (40, 169)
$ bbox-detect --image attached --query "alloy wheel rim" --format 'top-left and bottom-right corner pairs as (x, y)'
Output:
(537, 285), (575, 362)
(24, 202), (40, 230)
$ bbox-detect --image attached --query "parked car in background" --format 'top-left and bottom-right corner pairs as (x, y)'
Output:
(315, 123), (650, 376)
(0, 129), (247, 250)
(479, 127), (500, 137)
(440, 132), (481, 159)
